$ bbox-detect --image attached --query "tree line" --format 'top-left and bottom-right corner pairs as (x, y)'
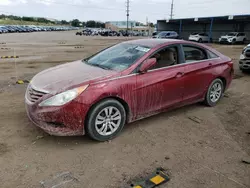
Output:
(0, 14), (105, 28)
(0, 14), (55, 24)
(0, 14), (154, 28)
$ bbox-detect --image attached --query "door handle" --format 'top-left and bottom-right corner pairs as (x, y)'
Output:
(176, 72), (184, 78)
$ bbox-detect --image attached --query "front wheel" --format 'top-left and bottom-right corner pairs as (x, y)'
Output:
(243, 38), (246, 44)
(204, 79), (224, 107)
(198, 38), (202, 43)
(86, 99), (126, 141)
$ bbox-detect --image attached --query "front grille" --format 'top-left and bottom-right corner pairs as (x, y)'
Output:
(220, 38), (227, 41)
(27, 86), (47, 103)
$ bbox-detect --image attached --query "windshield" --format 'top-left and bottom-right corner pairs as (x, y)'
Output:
(227, 33), (237, 36)
(191, 32), (198, 35)
(158, 32), (168, 37)
(84, 43), (150, 71)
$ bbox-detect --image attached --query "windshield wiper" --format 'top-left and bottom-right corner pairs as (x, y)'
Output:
(90, 63), (112, 70)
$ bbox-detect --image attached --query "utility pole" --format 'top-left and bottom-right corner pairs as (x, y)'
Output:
(146, 17), (149, 36)
(126, 0), (130, 34)
(170, 0), (174, 20)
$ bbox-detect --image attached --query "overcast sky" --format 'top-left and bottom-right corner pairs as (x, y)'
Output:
(0, 0), (250, 23)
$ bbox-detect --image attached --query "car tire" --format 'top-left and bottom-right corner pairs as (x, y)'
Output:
(204, 78), (224, 107)
(86, 99), (126, 142)
(198, 38), (202, 43)
(243, 38), (246, 44)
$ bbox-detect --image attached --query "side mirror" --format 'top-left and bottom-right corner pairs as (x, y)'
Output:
(139, 58), (157, 73)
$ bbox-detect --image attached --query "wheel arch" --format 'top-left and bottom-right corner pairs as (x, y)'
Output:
(216, 76), (227, 92)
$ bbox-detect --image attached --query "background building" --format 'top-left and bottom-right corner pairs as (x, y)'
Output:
(105, 20), (154, 35)
(157, 14), (250, 42)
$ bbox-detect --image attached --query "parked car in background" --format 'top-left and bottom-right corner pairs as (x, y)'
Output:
(239, 44), (250, 72)
(188, 32), (210, 43)
(152, 31), (179, 39)
(0, 26), (8, 33)
(219, 32), (247, 44)
(76, 31), (82, 36)
(0, 25), (78, 34)
(152, 31), (158, 37)
(25, 39), (233, 141)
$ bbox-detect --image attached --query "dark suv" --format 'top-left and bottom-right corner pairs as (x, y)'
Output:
(239, 44), (250, 72)
(153, 31), (179, 39)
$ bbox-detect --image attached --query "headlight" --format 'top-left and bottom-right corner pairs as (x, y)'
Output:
(39, 85), (88, 107)
(240, 54), (245, 60)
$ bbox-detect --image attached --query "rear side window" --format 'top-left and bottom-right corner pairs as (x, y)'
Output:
(207, 50), (219, 58)
(183, 45), (208, 63)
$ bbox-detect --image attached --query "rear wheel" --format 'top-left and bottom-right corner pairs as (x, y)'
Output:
(86, 99), (126, 141)
(204, 79), (224, 107)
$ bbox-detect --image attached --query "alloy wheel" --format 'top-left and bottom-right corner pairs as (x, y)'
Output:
(95, 106), (122, 136)
(210, 82), (222, 103)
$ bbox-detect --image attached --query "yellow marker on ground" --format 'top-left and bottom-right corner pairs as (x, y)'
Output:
(150, 175), (165, 185)
(17, 80), (24, 84)
(134, 186), (142, 188)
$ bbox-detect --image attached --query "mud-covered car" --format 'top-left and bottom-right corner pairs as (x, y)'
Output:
(25, 39), (233, 141)
(239, 44), (250, 72)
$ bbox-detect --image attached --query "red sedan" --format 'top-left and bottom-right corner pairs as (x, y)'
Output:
(25, 39), (233, 141)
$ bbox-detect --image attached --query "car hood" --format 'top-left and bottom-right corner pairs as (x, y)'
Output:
(30, 60), (117, 94)
(221, 35), (235, 38)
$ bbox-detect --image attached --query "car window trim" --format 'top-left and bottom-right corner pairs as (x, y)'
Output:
(133, 44), (184, 73)
(180, 43), (217, 63)
(95, 55), (221, 84)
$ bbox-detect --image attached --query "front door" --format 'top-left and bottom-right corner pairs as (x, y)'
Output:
(135, 45), (185, 117)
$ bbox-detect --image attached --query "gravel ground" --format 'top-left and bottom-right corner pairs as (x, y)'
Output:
(0, 31), (249, 188)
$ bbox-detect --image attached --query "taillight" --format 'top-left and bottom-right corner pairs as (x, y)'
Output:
(227, 61), (234, 76)
(227, 60), (233, 64)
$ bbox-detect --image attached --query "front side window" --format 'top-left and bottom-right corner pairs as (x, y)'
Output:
(227, 33), (237, 36)
(158, 32), (167, 37)
(149, 46), (178, 70)
(183, 45), (208, 63)
(84, 43), (150, 71)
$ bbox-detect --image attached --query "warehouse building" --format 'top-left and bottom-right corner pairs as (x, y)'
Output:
(105, 21), (154, 35)
(157, 14), (250, 42)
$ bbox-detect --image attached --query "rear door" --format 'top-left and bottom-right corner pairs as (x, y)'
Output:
(180, 44), (221, 103)
(236, 33), (243, 42)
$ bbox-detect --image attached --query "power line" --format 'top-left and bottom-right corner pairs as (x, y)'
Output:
(170, 0), (174, 19)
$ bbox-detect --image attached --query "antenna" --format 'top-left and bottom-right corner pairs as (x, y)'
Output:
(170, 0), (174, 19)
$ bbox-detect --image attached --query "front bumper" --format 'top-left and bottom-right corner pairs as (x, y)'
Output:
(219, 39), (233, 44)
(25, 99), (90, 136)
(239, 60), (250, 70)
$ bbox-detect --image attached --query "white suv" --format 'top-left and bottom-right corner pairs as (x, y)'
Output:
(188, 33), (210, 43)
(219, 32), (247, 44)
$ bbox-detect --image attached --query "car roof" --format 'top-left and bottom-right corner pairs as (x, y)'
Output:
(123, 39), (181, 48)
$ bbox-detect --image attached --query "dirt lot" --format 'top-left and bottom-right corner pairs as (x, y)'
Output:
(0, 32), (249, 188)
